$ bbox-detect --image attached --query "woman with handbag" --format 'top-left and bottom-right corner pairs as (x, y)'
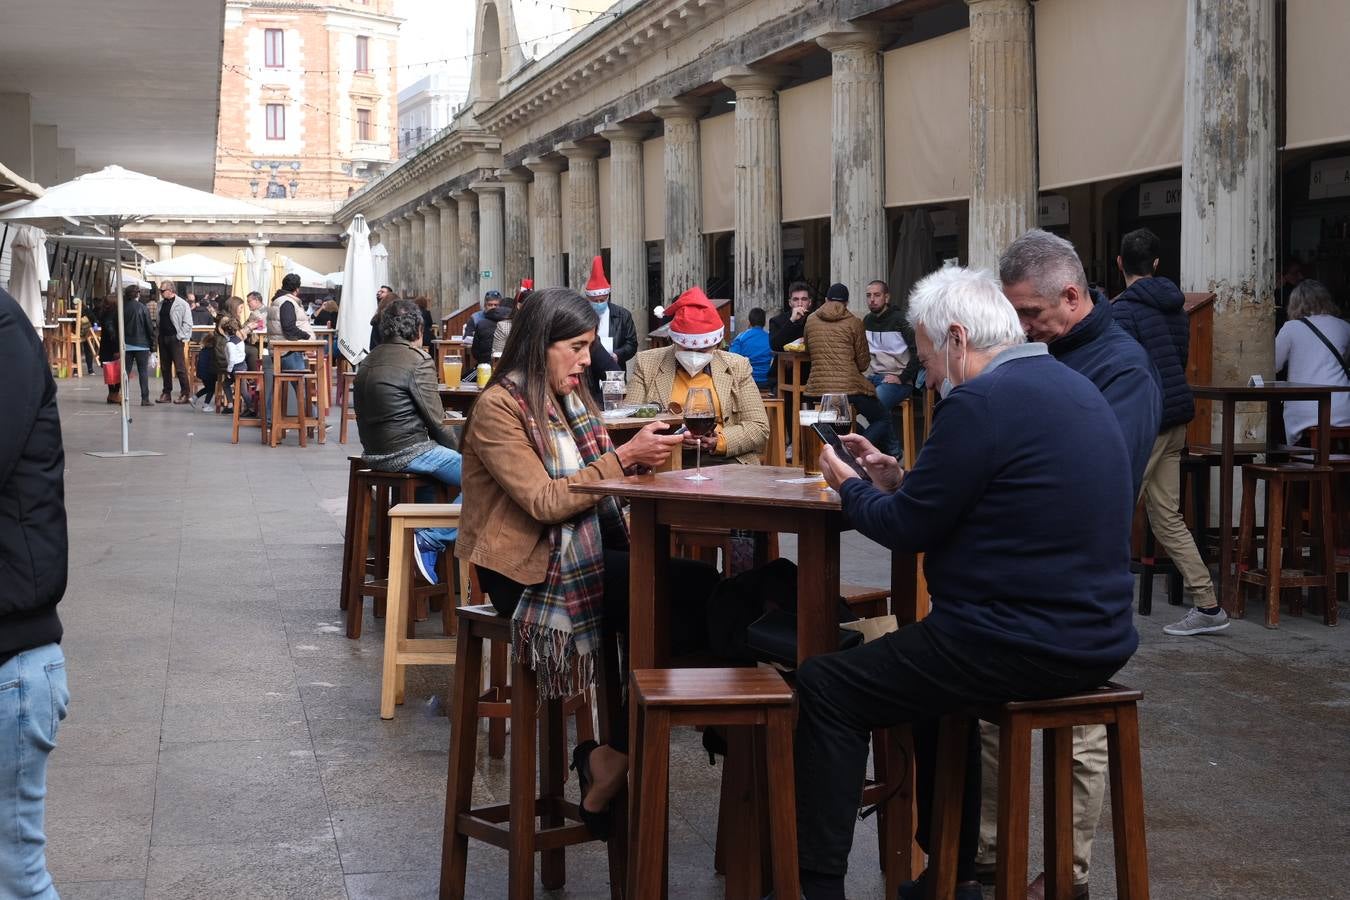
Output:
(455, 287), (717, 840)
(97, 294), (122, 404)
(1275, 278), (1350, 443)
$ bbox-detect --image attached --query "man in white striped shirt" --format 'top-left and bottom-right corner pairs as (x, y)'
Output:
(862, 279), (920, 457)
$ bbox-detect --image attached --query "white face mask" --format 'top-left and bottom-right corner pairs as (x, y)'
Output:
(938, 337), (965, 399)
(675, 350), (714, 377)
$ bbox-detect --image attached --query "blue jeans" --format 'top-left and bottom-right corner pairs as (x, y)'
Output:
(862, 374), (915, 458)
(0, 644), (68, 900)
(404, 445), (462, 551)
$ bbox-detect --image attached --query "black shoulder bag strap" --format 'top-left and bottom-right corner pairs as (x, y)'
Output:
(1299, 318), (1350, 382)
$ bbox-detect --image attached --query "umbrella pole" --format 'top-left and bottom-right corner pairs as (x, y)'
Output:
(114, 224), (130, 454)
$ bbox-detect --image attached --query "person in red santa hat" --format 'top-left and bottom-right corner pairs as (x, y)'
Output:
(626, 286), (769, 466)
(582, 257), (639, 398)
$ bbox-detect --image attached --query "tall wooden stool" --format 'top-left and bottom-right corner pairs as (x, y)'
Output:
(761, 397), (787, 467)
(270, 371), (319, 446)
(339, 370), (358, 444)
(339, 456), (368, 615)
(441, 604), (624, 900)
(230, 371), (266, 444)
(344, 469), (453, 639)
(1231, 462), (1338, 627)
(629, 667), (799, 900)
(927, 684), (1149, 900)
(380, 503), (467, 718)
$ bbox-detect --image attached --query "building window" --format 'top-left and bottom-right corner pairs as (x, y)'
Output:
(355, 35), (370, 73)
(356, 108), (372, 142)
(264, 29), (284, 68)
(266, 104), (286, 140)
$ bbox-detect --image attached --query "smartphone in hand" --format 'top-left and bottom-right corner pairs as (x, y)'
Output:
(812, 423), (872, 482)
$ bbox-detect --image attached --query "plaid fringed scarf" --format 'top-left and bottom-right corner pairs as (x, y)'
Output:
(501, 377), (628, 699)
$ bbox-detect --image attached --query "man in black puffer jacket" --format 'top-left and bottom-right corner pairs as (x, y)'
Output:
(0, 286), (69, 898)
(1112, 228), (1228, 638)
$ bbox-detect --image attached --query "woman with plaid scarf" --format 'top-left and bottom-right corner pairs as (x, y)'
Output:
(456, 287), (719, 840)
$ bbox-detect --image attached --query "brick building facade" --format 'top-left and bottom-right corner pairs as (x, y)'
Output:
(214, 0), (401, 203)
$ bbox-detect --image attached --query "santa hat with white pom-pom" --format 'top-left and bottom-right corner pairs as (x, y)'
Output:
(654, 287), (724, 349)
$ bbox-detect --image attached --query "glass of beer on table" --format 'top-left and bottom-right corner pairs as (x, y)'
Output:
(798, 407), (823, 476)
(441, 350), (463, 386)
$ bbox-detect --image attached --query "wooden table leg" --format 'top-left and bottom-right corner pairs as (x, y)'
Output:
(1219, 399), (1238, 613)
(794, 514), (840, 664)
(628, 499), (671, 669)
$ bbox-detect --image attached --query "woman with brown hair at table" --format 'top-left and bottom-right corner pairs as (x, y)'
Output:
(456, 287), (716, 840)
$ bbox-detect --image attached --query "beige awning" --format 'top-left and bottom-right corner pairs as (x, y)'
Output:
(780, 77), (832, 222)
(700, 112), (734, 233)
(883, 29), (971, 208)
(1286, 0), (1350, 149)
(644, 136), (665, 242)
(1035, 0), (1185, 190)
(0, 161), (43, 204)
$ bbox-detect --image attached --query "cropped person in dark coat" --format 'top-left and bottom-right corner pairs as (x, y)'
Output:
(1111, 228), (1225, 638)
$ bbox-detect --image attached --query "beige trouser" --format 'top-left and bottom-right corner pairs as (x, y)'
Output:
(1141, 424), (1217, 607)
(976, 722), (1109, 885)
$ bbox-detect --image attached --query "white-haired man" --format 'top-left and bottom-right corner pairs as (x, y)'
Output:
(795, 267), (1139, 900)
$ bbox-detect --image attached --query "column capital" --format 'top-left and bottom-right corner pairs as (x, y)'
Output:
(247, 237), (268, 248)
(469, 180), (505, 194)
(964, 0), (1031, 10)
(431, 196), (455, 211)
(595, 121), (650, 144)
(556, 140), (602, 160)
(523, 155), (566, 175)
(495, 169), (532, 183)
(814, 23), (887, 53)
(153, 238), (176, 247)
(415, 202), (433, 215)
(649, 98), (709, 121)
(450, 188), (478, 205)
(715, 65), (789, 94)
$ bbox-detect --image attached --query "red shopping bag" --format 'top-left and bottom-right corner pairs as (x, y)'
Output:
(102, 360), (122, 385)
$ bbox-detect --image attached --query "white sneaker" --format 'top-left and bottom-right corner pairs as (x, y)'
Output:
(200, 403), (214, 413)
(1163, 606), (1231, 636)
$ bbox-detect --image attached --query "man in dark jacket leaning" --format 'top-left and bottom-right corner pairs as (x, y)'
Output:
(1112, 228), (1226, 637)
(0, 287), (70, 899)
(355, 299), (461, 585)
(995, 229), (1162, 899)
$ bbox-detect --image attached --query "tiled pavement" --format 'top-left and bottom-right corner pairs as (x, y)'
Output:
(43, 377), (1350, 898)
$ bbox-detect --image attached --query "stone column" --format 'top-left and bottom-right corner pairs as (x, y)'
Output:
(718, 67), (784, 326)
(381, 221), (399, 291)
(473, 182), (505, 298)
(818, 28), (887, 313)
(1181, 0), (1277, 416)
(452, 190), (479, 308)
(499, 171), (531, 293)
(0, 92), (34, 180)
(651, 99), (708, 303)
(397, 214), (415, 296)
(420, 203), (441, 318)
(154, 238), (175, 261)
(597, 123), (649, 322)
(524, 157), (565, 289)
(965, 0), (1038, 272)
(557, 141), (601, 289)
(433, 196), (459, 313)
(405, 209), (423, 298)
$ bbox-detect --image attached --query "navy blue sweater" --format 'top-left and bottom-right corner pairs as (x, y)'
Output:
(1049, 295), (1161, 494)
(1111, 277), (1194, 431)
(840, 352), (1138, 666)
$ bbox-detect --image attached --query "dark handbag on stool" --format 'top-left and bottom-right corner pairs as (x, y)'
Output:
(745, 607), (864, 669)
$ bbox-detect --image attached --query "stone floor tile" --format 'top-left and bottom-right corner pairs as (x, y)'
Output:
(145, 837), (347, 900)
(52, 879), (147, 900)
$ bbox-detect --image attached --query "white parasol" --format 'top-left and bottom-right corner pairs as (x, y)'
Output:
(0, 165), (270, 457)
(336, 215), (377, 366)
(7, 225), (47, 329)
(371, 242), (389, 289)
(145, 252), (236, 284)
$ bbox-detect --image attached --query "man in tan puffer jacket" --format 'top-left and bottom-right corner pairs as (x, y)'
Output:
(802, 282), (897, 453)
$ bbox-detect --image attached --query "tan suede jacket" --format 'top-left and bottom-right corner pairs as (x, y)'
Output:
(454, 383), (626, 585)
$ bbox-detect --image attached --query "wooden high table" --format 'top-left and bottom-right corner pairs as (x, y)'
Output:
(438, 381), (480, 416)
(773, 350), (809, 440)
(1190, 381), (1350, 608)
(271, 339), (332, 422)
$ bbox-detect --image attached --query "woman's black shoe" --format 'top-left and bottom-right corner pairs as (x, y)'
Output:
(570, 740), (612, 841)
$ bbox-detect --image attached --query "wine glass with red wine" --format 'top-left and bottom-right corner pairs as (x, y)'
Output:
(683, 386), (716, 481)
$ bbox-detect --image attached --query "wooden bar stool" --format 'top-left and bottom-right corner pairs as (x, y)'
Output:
(339, 370), (358, 444)
(343, 469), (453, 639)
(380, 503), (468, 718)
(339, 456), (368, 615)
(1232, 462), (1338, 627)
(629, 667), (799, 900)
(440, 604), (622, 900)
(230, 371), (266, 444)
(927, 684), (1149, 900)
(761, 397), (787, 467)
(270, 371), (319, 447)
